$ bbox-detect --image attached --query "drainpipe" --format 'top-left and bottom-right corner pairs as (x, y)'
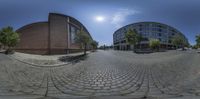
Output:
(67, 17), (70, 54)
(48, 15), (51, 55)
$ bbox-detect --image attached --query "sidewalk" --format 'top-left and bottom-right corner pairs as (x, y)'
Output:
(9, 51), (90, 67)
(0, 50), (5, 53)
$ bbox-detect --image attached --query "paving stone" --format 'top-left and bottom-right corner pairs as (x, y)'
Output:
(0, 50), (200, 98)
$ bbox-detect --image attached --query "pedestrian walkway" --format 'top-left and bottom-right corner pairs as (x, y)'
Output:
(0, 50), (200, 99)
(9, 51), (90, 66)
(0, 50), (5, 53)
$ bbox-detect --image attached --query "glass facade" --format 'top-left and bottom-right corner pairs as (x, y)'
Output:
(113, 22), (188, 50)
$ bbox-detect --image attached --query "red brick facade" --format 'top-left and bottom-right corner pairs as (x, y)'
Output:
(16, 13), (92, 55)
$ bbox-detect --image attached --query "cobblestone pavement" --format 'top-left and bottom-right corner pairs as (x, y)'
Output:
(0, 50), (200, 99)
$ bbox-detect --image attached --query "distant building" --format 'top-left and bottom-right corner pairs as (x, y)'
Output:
(16, 13), (93, 55)
(113, 22), (188, 50)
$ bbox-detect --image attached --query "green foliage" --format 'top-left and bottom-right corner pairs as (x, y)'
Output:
(196, 34), (200, 48)
(149, 39), (160, 50)
(171, 35), (189, 50)
(0, 43), (2, 49)
(75, 29), (91, 55)
(137, 34), (143, 43)
(75, 29), (91, 45)
(91, 40), (98, 49)
(125, 29), (139, 45)
(0, 26), (20, 48)
(192, 45), (198, 49)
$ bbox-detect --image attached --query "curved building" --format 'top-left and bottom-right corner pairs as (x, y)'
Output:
(16, 13), (93, 55)
(113, 22), (188, 50)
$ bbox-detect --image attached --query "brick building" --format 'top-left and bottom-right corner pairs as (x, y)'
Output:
(16, 13), (93, 55)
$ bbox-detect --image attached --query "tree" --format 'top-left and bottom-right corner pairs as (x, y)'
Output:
(90, 40), (98, 51)
(137, 34), (144, 49)
(125, 29), (140, 52)
(196, 34), (200, 48)
(171, 35), (187, 50)
(0, 26), (20, 54)
(75, 29), (91, 55)
(149, 39), (160, 51)
(192, 45), (198, 49)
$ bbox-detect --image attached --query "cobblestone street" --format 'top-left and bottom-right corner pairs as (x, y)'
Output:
(0, 50), (200, 99)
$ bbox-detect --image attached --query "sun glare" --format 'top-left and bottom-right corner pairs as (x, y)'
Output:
(95, 16), (105, 22)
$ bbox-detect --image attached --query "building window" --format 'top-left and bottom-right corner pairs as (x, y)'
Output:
(158, 29), (162, 32)
(158, 25), (161, 27)
(158, 33), (162, 36)
(70, 25), (78, 44)
(171, 29), (176, 32)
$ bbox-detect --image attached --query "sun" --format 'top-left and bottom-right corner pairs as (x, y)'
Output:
(95, 16), (105, 22)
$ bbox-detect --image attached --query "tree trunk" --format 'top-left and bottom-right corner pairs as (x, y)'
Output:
(5, 46), (11, 55)
(166, 44), (168, 50)
(132, 44), (135, 52)
(182, 45), (185, 51)
(157, 46), (160, 52)
(84, 43), (87, 55)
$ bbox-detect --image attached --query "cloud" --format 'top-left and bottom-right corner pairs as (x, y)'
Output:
(111, 8), (139, 28)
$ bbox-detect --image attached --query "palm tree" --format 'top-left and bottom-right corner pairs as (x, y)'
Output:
(125, 29), (140, 52)
(0, 26), (20, 54)
(75, 29), (91, 55)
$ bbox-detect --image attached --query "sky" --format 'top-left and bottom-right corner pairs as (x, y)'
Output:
(0, 0), (200, 45)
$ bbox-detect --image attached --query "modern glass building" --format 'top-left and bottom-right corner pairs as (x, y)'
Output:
(113, 22), (188, 50)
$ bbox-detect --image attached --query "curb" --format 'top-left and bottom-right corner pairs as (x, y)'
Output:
(7, 52), (91, 68)
(8, 55), (71, 68)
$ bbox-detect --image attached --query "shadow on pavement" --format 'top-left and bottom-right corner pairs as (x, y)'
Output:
(134, 49), (167, 54)
(58, 54), (88, 64)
